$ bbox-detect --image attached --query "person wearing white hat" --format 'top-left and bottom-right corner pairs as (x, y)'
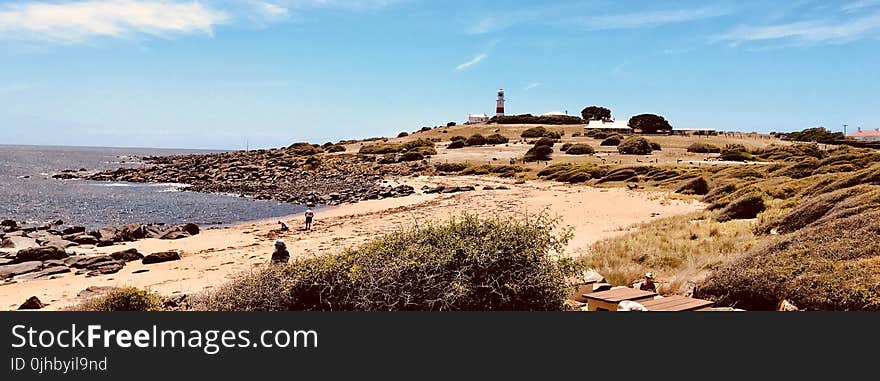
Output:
(271, 239), (290, 265)
(638, 272), (657, 292)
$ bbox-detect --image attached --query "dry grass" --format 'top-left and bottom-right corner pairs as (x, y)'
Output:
(576, 212), (757, 295)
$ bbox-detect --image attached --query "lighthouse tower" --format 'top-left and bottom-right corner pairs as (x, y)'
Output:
(496, 88), (505, 117)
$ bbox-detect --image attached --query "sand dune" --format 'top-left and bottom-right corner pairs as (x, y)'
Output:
(1, 175), (701, 310)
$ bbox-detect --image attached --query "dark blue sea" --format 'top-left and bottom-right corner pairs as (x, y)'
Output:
(0, 145), (301, 228)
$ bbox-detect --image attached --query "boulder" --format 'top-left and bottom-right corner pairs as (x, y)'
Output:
(77, 286), (120, 299)
(18, 296), (44, 310)
(18, 265), (71, 280)
(0, 261), (43, 279)
(62, 226), (86, 235)
(1, 236), (39, 250)
(14, 246), (68, 263)
(1, 220), (18, 229)
(70, 235), (99, 245)
(110, 248), (144, 262)
(142, 251), (181, 264)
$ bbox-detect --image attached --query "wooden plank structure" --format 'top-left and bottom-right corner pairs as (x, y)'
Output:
(639, 295), (714, 311)
(584, 288), (656, 311)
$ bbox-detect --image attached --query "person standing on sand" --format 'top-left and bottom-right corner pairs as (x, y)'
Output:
(304, 208), (314, 230)
(271, 239), (290, 265)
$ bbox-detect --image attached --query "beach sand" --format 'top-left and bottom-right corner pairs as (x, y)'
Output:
(1, 175), (702, 310)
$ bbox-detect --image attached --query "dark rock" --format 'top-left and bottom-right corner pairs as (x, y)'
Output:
(0, 220), (16, 229)
(110, 248), (144, 262)
(143, 251), (181, 264)
(18, 265), (71, 280)
(14, 246), (68, 263)
(0, 261), (43, 278)
(440, 186), (460, 193)
(71, 235), (99, 245)
(131, 269), (149, 274)
(18, 296), (44, 310)
(62, 226), (86, 235)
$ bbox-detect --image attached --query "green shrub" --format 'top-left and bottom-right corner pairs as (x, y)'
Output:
(676, 177), (710, 195)
(565, 144), (595, 155)
(543, 130), (562, 139)
(397, 131), (409, 138)
(719, 144), (753, 161)
(628, 114), (672, 134)
(617, 136), (653, 155)
(649, 141), (662, 151)
(600, 135), (622, 146)
(359, 144), (399, 154)
(521, 126), (547, 138)
(757, 185), (880, 234)
(537, 163), (605, 183)
(716, 192), (765, 221)
(411, 146), (437, 156)
(493, 114), (583, 125)
(326, 145), (346, 153)
(533, 137), (556, 147)
(447, 140), (465, 149)
(586, 130), (611, 139)
(581, 106), (611, 121)
(288, 142), (319, 156)
(73, 287), (162, 311)
(398, 151), (424, 162)
(465, 134), (487, 146)
(485, 134), (509, 145)
(524, 145), (553, 162)
(687, 143), (721, 153)
(197, 214), (576, 311)
(377, 154), (397, 164)
(450, 135), (467, 142)
(560, 143), (573, 152)
(699, 210), (880, 310)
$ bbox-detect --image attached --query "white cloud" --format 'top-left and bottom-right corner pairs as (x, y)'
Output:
(524, 82), (541, 90)
(455, 53), (487, 71)
(842, 0), (880, 12)
(578, 6), (731, 30)
(715, 12), (880, 46)
(256, 2), (289, 19)
(0, 1), (229, 43)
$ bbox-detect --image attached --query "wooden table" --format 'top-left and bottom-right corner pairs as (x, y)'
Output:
(639, 295), (714, 311)
(584, 288), (657, 311)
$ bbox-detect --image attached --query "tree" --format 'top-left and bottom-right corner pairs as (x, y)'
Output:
(581, 106), (611, 121)
(628, 114), (672, 134)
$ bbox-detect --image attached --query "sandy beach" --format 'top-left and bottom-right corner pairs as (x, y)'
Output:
(0, 175), (701, 310)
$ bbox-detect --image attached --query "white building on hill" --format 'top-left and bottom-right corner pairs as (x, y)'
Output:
(467, 113), (489, 124)
(848, 127), (880, 141)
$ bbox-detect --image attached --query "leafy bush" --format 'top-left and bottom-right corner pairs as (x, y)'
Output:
(485, 134), (509, 145)
(720, 144), (753, 161)
(326, 145), (346, 153)
(398, 151), (425, 162)
(628, 114), (672, 134)
(617, 136), (653, 155)
(72, 287), (162, 311)
(699, 210), (880, 310)
(757, 185), (880, 234)
(450, 135), (467, 142)
(288, 142), (319, 156)
(524, 145), (553, 162)
(492, 114), (583, 125)
(560, 143), (573, 152)
(447, 140), (465, 149)
(779, 127), (843, 143)
(521, 126), (547, 138)
(361, 139), (434, 155)
(565, 144), (595, 155)
(411, 146), (437, 156)
(446, 121), (456, 127)
(197, 214), (576, 311)
(687, 143), (721, 153)
(581, 106), (611, 121)
(586, 130), (612, 139)
(537, 163), (605, 183)
(716, 192), (765, 221)
(600, 135), (622, 146)
(397, 131), (409, 138)
(533, 137), (556, 147)
(676, 177), (710, 195)
(465, 134), (487, 146)
(571, 132), (582, 137)
(543, 130), (562, 139)
(377, 154), (397, 164)
(649, 141), (662, 151)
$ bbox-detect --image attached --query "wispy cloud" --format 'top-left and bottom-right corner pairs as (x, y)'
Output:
(255, 2), (289, 20)
(842, 0), (880, 12)
(524, 82), (541, 90)
(455, 53), (487, 71)
(577, 6), (731, 30)
(0, 1), (229, 43)
(715, 12), (880, 46)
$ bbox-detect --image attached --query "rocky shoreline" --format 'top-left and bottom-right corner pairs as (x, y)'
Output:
(64, 148), (423, 206)
(1, 219), (197, 287)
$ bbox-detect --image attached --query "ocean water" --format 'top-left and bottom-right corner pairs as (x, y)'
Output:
(0, 145), (302, 228)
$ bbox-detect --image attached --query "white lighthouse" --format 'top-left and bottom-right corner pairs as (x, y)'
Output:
(495, 88), (505, 117)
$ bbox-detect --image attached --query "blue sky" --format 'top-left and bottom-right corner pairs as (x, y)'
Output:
(1, 0), (878, 149)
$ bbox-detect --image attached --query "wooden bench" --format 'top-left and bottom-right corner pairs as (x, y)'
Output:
(639, 295), (714, 311)
(584, 288), (656, 311)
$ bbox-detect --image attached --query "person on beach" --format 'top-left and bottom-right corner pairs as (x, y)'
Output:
(638, 272), (657, 292)
(304, 208), (314, 230)
(271, 239), (290, 265)
(278, 221), (289, 231)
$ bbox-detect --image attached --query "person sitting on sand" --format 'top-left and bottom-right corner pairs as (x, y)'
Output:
(278, 221), (289, 231)
(271, 239), (290, 265)
(304, 208), (314, 230)
(638, 272), (657, 292)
